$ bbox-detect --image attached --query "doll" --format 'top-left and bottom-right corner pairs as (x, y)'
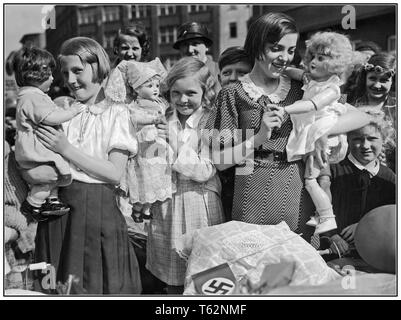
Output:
(282, 32), (371, 234)
(108, 58), (175, 222)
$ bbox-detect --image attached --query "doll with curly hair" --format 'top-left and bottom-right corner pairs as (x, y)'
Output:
(281, 32), (372, 234)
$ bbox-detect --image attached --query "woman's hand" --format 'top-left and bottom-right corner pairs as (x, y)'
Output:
(304, 135), (328, 172)
(330, 234), (350, 256)
(259, 105), (284, 140)
(341, 223), (358, 243)
(35, 125), (70, 155)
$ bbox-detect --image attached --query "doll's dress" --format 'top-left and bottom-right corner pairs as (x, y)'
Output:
(286, 75), (348, 163)
(124, 98), (175, 205)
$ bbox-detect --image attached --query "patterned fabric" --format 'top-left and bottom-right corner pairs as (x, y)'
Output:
(146, 178), (224, 286)
(205, 76), (317, 243)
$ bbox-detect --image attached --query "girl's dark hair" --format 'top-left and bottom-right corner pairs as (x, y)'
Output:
(113, 23), (150, 61)
(347, 53), (396, 104)
(12, 46), (55, 87)
(244, 12), (298, 63)
(218, 46), (253, 70)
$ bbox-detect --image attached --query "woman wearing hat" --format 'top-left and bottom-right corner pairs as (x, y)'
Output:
(173, 21), (221, 92)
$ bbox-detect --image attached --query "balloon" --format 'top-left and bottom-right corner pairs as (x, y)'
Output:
(354, 205), (396, 273)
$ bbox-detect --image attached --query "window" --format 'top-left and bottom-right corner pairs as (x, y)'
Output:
(159, 26), (177, 45)
(104, 34), (115, 49)
(387, 35), (396, 52)
(229, 5), (237, 10)
(188, 5), (208, 13)
(229, 22), (237, 38)
(79, 8), (96, 25)
(158, 5), (176, 16)
(132, 5), (151, 19)
(104, 6), (120, 22)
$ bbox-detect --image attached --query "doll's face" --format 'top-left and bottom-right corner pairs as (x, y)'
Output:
(365, 71), (393, 102)
(348, 125), (383, 165)
(255, 33), (298, 80)
(136, 78), (160, 101)
(170, 76), (203, 117)
(308, 53), (332, 82)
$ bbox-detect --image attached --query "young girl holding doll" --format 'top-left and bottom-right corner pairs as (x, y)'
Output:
(146, 57), (225, 294)
(108, 58), (174, 221)
(30, 37), (141, 294)
(282, 31), (372, 234)
(13, 47), (85, 221)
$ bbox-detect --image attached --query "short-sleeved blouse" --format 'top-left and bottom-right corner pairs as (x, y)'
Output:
(63, 98), (138, 184)
(205, 75), (316, 241)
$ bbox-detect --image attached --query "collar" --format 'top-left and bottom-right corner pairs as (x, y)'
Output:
(169, 106), (205, 129)
(348, 153), (380, 177)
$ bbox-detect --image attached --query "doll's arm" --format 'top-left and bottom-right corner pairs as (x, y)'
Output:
(284, 87), (340, 114)
(42, 104), (86, 125)
(327, 104), (372, 136)
(283, 66), (305, 82)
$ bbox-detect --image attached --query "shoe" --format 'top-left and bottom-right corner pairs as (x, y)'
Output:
(306, 213), (319, 227)
(41, 198), (70, 216)
(314, 217), (337, 235)
(21, 200), (48, 222)
(132, 209), (143, 223)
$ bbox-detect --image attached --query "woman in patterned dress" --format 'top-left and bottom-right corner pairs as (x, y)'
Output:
(205, 12), (321, 243)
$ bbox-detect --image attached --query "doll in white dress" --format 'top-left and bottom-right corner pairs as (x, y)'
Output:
(107, 58), (174, 222)
(280, 32), (372, 234)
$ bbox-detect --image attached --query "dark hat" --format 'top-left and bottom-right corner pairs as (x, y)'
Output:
(173, 22), (213, 50)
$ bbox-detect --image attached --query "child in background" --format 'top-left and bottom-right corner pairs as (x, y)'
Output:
(281, 32), (372, 234)
(146, 57), (225, 294)
(325, 121), (395, 257)
(217, 46), (252, 221)
(218, 46), (253, 87)
(111, 58), (173, 222)
(13, 46), (85, 220)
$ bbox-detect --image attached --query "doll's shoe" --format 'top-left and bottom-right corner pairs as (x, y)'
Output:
(132, 210), (143, 223)
(314, 217), (337, 235)
(21, 200), (48, 222)
(41, 198), (70, 216)
(306, 215), (319, 227)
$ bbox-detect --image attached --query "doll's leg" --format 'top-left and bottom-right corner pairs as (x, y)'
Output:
(132, 203), (144, 223)
(304, 160), (337, 234)
(22, 184), (52, 221)
(142, 203), (152, 220)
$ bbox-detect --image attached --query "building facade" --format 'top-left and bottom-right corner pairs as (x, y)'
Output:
(252, 5), (396, 54)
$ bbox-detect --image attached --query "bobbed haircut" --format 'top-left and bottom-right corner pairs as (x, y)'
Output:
(58, 37), (110, 84)
(350, 53), (396, 103)
(12, 46), (55, 87)
(161, 57), (217, 109)
(244, 12), (298, 63)
(303, 31), (353, 81)
(113, 23), (150, 61)
(218, 46), (253, 70)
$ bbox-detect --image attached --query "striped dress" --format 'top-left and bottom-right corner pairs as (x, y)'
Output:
(205, 74), (316, 243)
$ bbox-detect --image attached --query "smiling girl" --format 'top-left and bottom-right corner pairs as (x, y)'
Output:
(32, 37), (141, 294)
(146, 57), (224, 293)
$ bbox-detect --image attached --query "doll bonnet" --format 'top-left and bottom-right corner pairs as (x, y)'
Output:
(126, 58), (167, 90)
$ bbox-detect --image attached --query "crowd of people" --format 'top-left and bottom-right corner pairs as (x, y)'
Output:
(4, 11), (396, 295)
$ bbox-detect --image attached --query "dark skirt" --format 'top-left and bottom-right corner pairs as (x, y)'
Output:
(35, 181), (142, 294)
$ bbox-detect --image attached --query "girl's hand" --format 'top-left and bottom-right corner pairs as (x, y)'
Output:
(330, 234), (350, 256)
(341, 223), (358, 243)
(35, 125), (70, 155)
(156, 118), (168, 139)
(260, 106), (284, 139)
